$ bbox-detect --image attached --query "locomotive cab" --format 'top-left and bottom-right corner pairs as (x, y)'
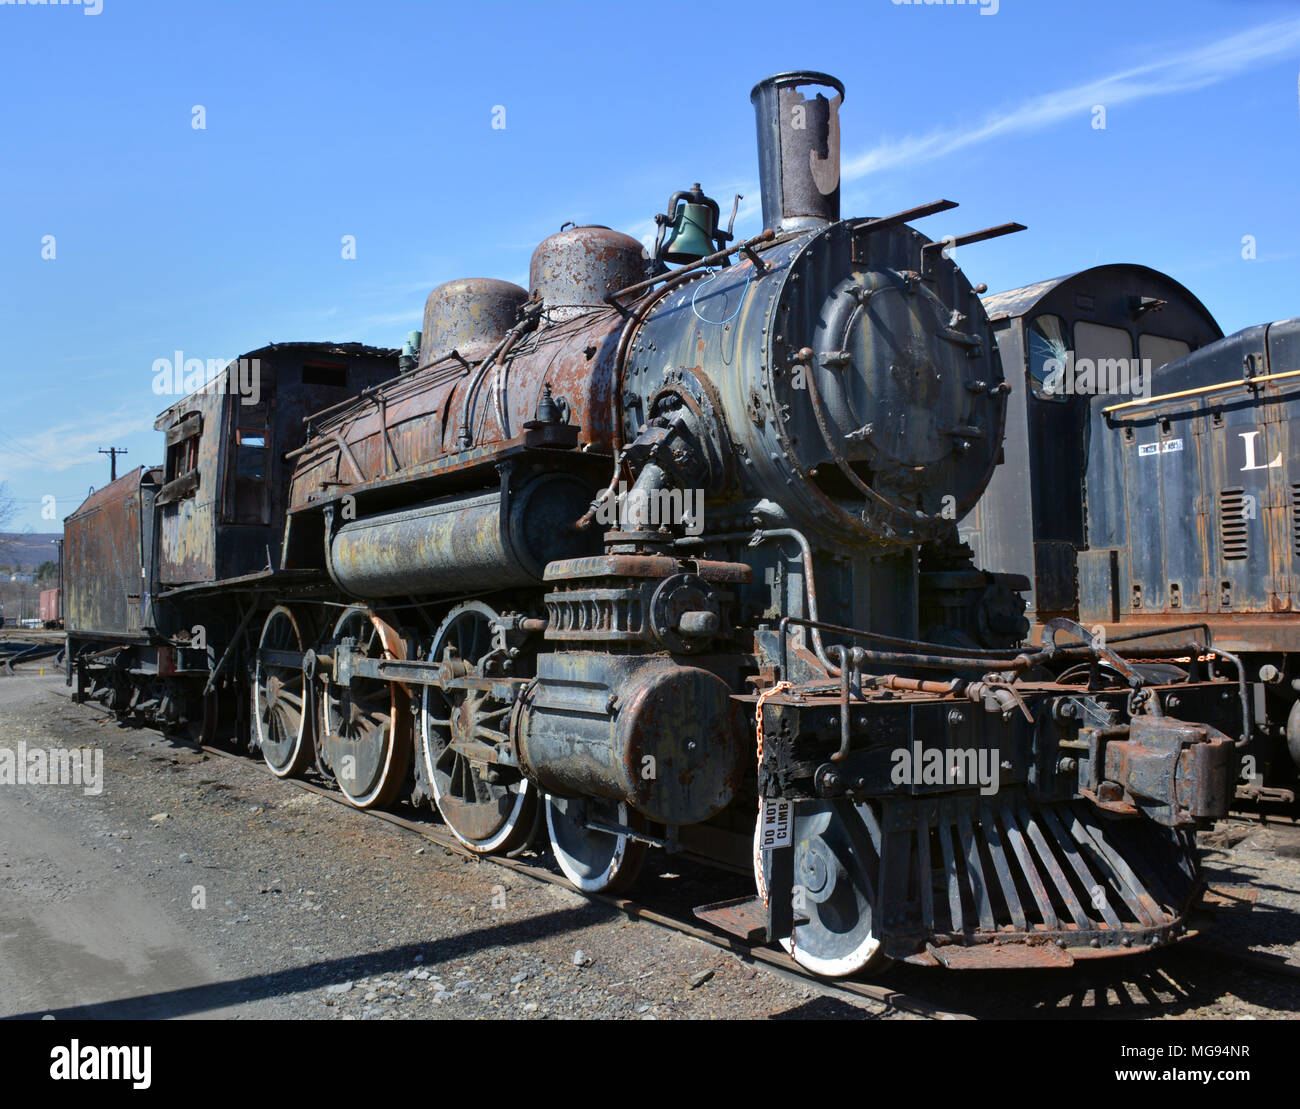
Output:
(152, 342), (400, 586)
(969, 265), (1223, 623)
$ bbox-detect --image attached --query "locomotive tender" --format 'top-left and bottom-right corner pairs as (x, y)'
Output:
(65, 72), (1242, 976)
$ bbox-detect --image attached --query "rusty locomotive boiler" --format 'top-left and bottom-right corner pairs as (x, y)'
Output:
(63, 72), (1246, 977)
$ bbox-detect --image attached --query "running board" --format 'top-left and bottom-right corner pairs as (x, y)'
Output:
(693, 896), (808, 944)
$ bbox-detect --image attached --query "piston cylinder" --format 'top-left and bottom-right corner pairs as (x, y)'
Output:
(517, 652), (746, 826)
(327, 474), (597, 598)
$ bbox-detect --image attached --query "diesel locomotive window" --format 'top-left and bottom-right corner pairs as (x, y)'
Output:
(1027, 314), (1070, 401)
(1139, 333), (1191, 371)
(1074, 321), (1137, 398)
(231, 428), (270, 525)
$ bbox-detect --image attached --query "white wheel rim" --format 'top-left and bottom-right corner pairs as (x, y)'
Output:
(420, 602), (530, 853)
(751, 815), (883, 978)
(254, 605), (308, 777)
(546, 796), (632, 893)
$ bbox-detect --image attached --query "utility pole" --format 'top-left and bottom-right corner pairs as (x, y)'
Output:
(99, 447), (128, 482)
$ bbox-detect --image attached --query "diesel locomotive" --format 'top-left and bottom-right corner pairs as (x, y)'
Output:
(63, 72), (1243, 977)
(969, 270), (1299, 805)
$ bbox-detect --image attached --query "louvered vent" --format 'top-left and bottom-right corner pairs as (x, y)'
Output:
(1220, 488), (1248, 561)
(1292, 483), (1300, 557)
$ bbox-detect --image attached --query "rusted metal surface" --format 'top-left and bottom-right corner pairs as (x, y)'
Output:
(55, 68), (1249, 976)
(64, 466), (158, 636)
(926, 942), (1075, 969)
(326, 472), (599, 597)
(1100, 715), (1235, 825)
(38, 588), (61, 626)
(529, 225), (646, 323)
(518, 653), (747, 826)
(419, 278), (528, 366)
(544, 552), (751, 583)
(318, 605), (412, 809)
(151, 342), (399, 586)
(287, 308), (630, 515)
(692, 895), (771, 942)
(625, 214), (1006, 554)
(750, 71), (844, 231)
(885, 793), (1194, 960)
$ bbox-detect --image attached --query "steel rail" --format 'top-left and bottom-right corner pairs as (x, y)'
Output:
(194, 742), (970, 1020)
(57, 690), (966, 1019)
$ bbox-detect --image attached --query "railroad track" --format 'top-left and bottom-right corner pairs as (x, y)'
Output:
(41, 679), (962, 1018)
(187, 735), (971, 1020)
(34, 678), (1300, 1018)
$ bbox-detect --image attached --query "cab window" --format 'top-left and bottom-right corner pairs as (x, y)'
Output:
(231, 428), (270, 525)
(1027, 314), (1069, 402)
(1075, 321), (1137, 398)
(1139, 333), (1191, 370)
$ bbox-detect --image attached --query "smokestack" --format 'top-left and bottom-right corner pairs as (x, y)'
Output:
(750, 71), (844, 232)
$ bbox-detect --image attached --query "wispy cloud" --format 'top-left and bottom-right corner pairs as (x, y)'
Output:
(0, 409), (154, 475)
(843, 18), (1300, 182)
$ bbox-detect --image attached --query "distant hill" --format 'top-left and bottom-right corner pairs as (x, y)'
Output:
(0, 533), (63, 570)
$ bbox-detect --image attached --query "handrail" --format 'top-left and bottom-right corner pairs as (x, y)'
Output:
(1102, 367), (1300, 415)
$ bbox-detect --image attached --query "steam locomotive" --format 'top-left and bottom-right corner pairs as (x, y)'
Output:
(64, 72), (1243, 977)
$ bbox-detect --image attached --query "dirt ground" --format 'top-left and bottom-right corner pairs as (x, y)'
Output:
(1, 670), (1296, 1021)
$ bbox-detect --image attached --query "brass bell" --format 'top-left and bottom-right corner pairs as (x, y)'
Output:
(661, 202), (717, 263)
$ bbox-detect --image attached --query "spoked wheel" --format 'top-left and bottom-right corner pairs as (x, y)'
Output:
(545, 795), (646, 895)
(253, 605), (314, 778)
(420, 602), (535, 854)
(197, 689), (223, 747)
(753, 801), (892, 978)
(319, 606), (411, 809)
(106, 668), (133, 716)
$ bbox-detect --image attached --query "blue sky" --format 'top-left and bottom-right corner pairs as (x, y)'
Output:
(0, 0), (1297, 532)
